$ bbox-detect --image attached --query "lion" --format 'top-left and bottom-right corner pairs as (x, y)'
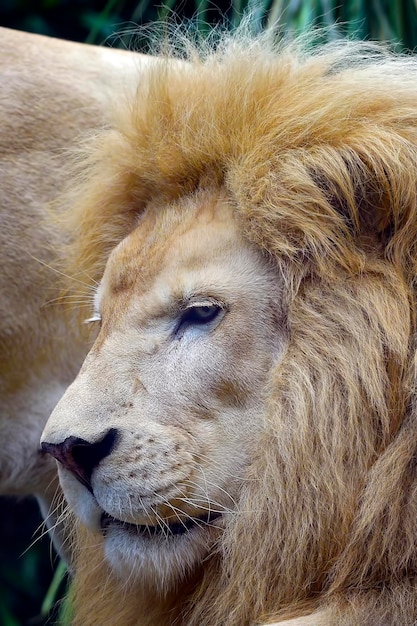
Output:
(0, 26), (151, 550)
(40, 29), (417, 625)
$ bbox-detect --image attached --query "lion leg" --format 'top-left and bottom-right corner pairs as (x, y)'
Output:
(0, 377), (71, 558)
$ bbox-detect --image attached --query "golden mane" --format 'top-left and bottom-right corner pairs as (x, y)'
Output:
(66, 31), (417, 625)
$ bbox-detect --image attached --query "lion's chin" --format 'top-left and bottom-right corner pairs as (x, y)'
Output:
(100, 511), (223, 593)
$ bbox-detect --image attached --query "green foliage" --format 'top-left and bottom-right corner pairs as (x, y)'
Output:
(265, 0), (417, 50)
(0, 498), (64, 625)
(1, 1), (417, 624)
(1, 0), (417, 50)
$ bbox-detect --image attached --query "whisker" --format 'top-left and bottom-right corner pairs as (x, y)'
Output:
(182, 473), (240, 511)
(23, 494), (70, 556)
(157, 496), (197, 533)
(45, 300), (94, 310)
(29, 254), (95, 288)
(175, 496), (233, 515)
(189, 453), (259, 482)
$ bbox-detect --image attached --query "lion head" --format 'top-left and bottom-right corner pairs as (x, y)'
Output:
(41, 31), (417, 625)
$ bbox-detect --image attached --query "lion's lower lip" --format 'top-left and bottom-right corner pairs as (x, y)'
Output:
(100, 510), (222, 537)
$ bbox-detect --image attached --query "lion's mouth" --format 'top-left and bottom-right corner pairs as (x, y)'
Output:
(100, 510), (222, 537)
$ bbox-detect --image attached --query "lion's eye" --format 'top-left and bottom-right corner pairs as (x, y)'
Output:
(176, 303), (223, 335)
(185, 305), (220, 324)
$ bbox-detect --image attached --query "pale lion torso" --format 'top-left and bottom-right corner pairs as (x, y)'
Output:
(0, 27), (148, 543)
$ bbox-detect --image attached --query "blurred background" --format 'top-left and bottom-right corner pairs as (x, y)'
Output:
(1, 0), (417, 49)
(2, 0), (417, 624)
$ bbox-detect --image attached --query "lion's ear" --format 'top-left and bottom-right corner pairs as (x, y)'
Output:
(290, 137), (417, 274)
(305, 143), (417, 277)
(231, 140), (417, 279)
(310, 150), (392, 249)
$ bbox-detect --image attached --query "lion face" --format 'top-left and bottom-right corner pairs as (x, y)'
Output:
(41, 189), (284, 589)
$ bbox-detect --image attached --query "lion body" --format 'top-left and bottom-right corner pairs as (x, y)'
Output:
(41, 31), (417, 625)
(0, 27), (148, 543)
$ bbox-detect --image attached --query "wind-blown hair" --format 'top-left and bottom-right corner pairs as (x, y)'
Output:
(64, 28), (417, 625)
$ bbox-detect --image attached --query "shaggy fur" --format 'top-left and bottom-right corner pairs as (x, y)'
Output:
(62, 29), (417, 625)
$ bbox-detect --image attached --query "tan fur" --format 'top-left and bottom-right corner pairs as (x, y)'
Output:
(42, 30), (417, 624)
(0, 27), (150, 549)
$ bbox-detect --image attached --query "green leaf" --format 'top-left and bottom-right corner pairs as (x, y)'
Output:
(41, 559), (68, 617)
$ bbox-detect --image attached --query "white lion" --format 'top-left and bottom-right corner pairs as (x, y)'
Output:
(40, 30), (417, 625)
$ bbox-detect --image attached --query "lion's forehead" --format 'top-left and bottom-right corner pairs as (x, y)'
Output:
(100, 191), (247, 311)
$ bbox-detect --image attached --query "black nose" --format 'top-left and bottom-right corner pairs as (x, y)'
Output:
(41, 428), (118, 492)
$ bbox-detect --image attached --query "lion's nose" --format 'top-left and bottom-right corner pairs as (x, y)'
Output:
(41, 428), (118, 492)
